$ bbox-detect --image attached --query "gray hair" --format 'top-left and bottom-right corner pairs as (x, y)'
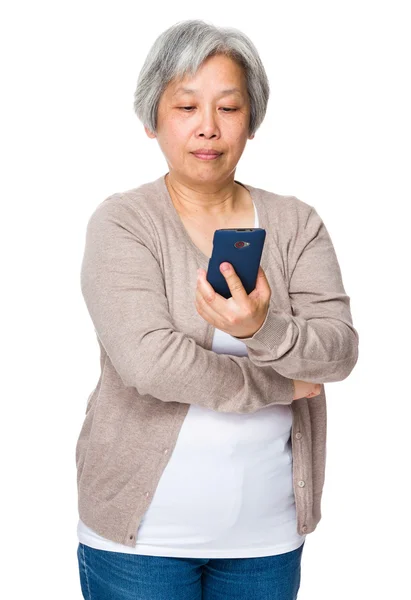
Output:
(133, 19), (270, 137)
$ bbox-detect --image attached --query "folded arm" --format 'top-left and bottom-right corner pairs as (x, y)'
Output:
(80, 196), (295, 413)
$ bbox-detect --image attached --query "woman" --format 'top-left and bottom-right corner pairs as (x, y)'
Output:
(76, 19), (359, 600)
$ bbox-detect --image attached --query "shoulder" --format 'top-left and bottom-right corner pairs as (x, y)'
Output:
(85, 178), (163, 229)
(250, 183), (315, 233)
(82, 179), (166, 255)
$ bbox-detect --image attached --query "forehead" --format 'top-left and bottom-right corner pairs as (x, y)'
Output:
(165, 54), (247, 99)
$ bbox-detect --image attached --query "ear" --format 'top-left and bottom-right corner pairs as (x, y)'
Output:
(144, 125), (156, 139)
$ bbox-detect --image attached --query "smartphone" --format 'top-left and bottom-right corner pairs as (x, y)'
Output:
(206, 228), (266, 299)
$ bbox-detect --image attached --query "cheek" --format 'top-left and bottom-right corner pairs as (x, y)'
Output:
(167, 120), (191, 146)
(161, 129), (186, 154)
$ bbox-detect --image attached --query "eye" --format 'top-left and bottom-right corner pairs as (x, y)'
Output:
(178, 107), (237, 112)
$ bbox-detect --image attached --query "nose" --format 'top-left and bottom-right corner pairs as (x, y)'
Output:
(197, 108), (220, 138)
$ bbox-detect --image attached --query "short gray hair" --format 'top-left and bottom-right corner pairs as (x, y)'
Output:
(133, 19), (270, 137)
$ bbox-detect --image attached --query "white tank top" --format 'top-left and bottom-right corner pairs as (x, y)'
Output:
(77, 200), (306, 557)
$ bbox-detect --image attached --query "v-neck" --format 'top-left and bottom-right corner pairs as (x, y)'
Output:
(158, 172), (267, 268)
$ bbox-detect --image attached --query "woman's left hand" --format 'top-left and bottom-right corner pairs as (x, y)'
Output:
(195, 262), (271, 339)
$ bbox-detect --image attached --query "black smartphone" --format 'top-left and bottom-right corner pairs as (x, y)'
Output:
(206, 228), (266, 299)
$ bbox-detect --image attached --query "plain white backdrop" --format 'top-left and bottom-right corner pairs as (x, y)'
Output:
(2, 1), (410, 598)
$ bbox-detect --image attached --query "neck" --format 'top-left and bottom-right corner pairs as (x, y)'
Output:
(165, 172), (243, 219)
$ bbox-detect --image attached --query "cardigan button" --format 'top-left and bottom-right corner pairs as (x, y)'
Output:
(302, 525), (308, 533)
(298, 480), (305, 487)
(295, 432), (302, 439)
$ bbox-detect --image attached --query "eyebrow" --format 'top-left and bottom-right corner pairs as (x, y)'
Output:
(172, 87), (243, 98)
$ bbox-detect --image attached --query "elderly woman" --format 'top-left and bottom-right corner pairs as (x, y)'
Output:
(75, 19), (359, 600)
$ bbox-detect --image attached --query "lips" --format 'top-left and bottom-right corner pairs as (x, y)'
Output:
(191, 149), (222, 156)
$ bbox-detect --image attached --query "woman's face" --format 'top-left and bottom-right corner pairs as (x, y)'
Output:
(145, 54), (254, 186)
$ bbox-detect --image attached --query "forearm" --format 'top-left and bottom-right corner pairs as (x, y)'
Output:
(237, 205), (359, 383)
(105, 329), (295, 413)
(237, 299), (359, 383)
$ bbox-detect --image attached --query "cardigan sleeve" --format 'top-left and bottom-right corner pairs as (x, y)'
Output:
(236, 205), (359, 383)
(80, 196), (295, 413)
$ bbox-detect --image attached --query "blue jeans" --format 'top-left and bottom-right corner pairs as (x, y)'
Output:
(77, 541), (305, 599)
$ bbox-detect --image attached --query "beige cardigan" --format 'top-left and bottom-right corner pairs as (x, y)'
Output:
(75, 173), (359, 547)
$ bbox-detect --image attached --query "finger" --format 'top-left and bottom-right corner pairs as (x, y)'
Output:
(195, 289), (224, 326)
(252, 266), (270, 298)
(196, 272), (228, 320)
(219, 262), (249, 302)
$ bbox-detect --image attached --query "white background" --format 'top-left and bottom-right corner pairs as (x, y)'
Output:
(2, 1), (410, 598)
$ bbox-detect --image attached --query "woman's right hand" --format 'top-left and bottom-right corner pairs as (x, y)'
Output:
(292, 380), (322, 400)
